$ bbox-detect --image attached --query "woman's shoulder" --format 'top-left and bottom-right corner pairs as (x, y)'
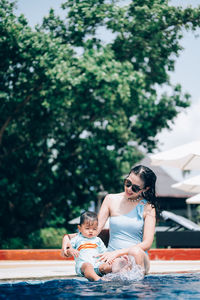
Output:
(103, 193), (124, 214)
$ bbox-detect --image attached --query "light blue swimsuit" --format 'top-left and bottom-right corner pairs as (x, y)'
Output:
(108, 199), (147, 252)
(71, 233), (106, 276)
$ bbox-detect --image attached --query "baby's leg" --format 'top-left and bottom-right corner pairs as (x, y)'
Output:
(112, 255), (131, 273)
(81, 262), (101, 281)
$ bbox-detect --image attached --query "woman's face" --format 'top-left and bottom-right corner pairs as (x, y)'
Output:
(124, 172), (145, 199)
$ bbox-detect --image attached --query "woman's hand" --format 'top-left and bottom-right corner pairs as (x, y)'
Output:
(67, 248), (79, 258)
(61, 233), (77, 257)
(61, 235), (70, 257)
(97, 250), (120, 264)
(62, 246), (79, 258)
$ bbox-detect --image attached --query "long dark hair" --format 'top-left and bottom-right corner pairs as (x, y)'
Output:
(129, 165), (159, 213)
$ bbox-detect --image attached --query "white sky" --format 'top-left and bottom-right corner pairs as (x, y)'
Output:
(16, 0), (200, 158)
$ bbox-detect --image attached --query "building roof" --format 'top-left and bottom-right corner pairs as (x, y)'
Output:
(136, 157), (194, 198)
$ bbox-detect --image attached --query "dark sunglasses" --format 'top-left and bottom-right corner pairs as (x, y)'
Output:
(124, 178), (143, 193)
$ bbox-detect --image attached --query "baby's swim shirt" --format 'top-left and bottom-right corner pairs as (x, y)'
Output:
(71, 233), (106, 265)
(107, 199), (147, 251)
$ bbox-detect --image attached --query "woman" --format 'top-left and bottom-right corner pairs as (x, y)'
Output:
(62, 165), (157, 276)
(97, 165), (157, 275)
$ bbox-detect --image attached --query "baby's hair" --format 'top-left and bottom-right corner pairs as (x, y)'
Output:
(79, 211), (98, 225)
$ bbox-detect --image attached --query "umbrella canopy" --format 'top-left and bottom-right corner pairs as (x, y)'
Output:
(150, 140), (200, 170)
(68, 216), (80, 225)
(186, 193), (200, 204)
(172, 174), (200, 193)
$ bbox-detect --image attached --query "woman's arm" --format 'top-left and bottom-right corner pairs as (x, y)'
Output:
(136, 205), (156, 251)
(97, 194), (110, 235)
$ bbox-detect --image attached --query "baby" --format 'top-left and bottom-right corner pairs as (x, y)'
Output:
(64, 211), (133, 281)
(65, 211), (111, 281)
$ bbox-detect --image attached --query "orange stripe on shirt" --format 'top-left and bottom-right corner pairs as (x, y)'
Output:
(77, 243), (98, 251)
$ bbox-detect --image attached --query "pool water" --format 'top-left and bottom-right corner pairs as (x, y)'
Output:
(0, 273), (200, 299)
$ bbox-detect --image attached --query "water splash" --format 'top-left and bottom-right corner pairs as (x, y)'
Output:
(102, 256), (144, 282)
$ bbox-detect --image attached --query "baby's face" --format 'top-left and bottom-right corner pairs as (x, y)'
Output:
(78, 220), (98, 238)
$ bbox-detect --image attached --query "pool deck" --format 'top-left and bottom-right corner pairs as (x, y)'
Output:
(1, 261), (200, 281)
(1, 260), (200, 282)
(1, 249), (200, 281)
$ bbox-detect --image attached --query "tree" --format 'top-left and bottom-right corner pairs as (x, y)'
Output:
(43, 0), (200, 150)
(0, 0), (77, 241)
(0, 0), (200, 246)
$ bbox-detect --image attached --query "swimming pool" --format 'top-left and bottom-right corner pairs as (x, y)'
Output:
(0, 273), (200, 299)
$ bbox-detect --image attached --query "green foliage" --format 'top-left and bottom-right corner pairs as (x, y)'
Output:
(0, 0), (200, 247)
(28, 227), (67, 249)
(2, 237), (25, 249)
(2, 227), (67, 249)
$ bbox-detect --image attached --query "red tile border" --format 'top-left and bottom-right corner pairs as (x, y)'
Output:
(0, 249), (72, 261)
(0, 249), (200, 261)
(149, 249), (200, 260)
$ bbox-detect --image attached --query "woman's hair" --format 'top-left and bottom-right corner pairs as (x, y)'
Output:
(80, 211), (98, 225)
(129, 165), (159, 213)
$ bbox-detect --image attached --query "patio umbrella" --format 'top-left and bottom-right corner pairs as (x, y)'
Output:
(186, 193), (200, 204)
(150, 140), (200, 170)
(172, 174), (200, 193)
(68, 216), (80, 225)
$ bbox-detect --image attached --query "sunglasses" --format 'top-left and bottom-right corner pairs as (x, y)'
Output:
(124, 178), (143, 193)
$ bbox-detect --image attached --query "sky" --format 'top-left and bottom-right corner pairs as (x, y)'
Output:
(15, 0), (200, 170)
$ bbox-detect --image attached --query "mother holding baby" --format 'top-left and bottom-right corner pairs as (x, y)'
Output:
(62, 165), (158, 276)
